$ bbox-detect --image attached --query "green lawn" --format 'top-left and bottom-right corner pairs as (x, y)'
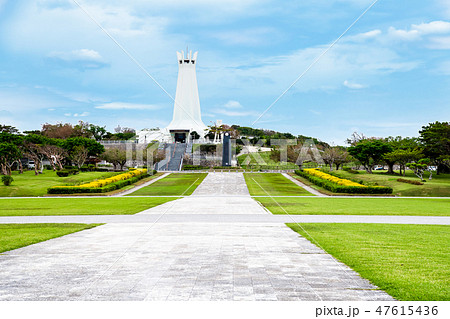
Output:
(0, 197), (178, 216)
(0, 223), (101, 253)
(288, 223), (450, 300)
(127, 173), (207, 196)
(325, 169), (450, 197)
(238, 151), (298, 169)
(256, 197), (450, 216)
(0, 170), (122, 197)
(244, 173), (312, 196)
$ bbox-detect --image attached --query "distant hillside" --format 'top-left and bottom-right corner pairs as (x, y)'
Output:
(231, 125), (329, 148)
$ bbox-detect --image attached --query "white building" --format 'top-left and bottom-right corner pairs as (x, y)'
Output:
(137, 50), (207, 144)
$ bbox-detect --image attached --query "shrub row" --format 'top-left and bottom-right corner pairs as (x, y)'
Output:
(325, 170), (365, 185)
(48, 168), (148, 194)
(295, 170), (393, 194)
(182, 165), (210, 170)
(47, 174), (148, 194)
(56, 169), (79, 177)
(397, 178), (424, 185)
(342, 167), (360, 174)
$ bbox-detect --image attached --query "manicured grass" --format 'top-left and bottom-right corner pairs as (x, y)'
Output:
(327, 169), (450, 197)
(0, 197), (178, 216)
(244, 173), (312, 196)
(127, 173), (207, 196)
(0, 170), (122, 197)
(0, 223), (101, 253)
(238, 151), (298, 169)
(256, 197), (450, 216)
(287, 223), (450, 300)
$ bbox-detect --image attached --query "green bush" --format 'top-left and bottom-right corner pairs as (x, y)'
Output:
(326, 170), (365, 185)
(56, 171), (70, 177)
(47, 173), (147, 194)
(2, 175), (14, 186)
(182, 165), (209, 170)
(295, 170), (393, 194)
(397, 178), (424, 185)
(343, 167), (360, 174)
(56, 169), (79, 177)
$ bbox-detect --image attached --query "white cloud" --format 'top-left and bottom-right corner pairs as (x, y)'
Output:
(343, 80), (366, 89)
(388, 21), (450, 42)
(388, 27), (420, 41)
(427, 36), (450, 49)
(412, 21), (450, 34)
(47, 49), (109, 70)
(200, 42), (416, 97)
(95, 102), (162, 110)
(346, 29), (382, 42)
(224, 100), (243, 108)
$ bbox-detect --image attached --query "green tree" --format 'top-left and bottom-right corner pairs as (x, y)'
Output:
(23, 134), (48, 175)
(0, 143), (22, 175)
(383, 136), (422, 174)
(383, 149), (423, 176)
(63, 137), (104, 157)
(88, 124), (107, 141)
(71, 145), (89, 169)
(0, 125), (19, 134)
(348, 140), (393, 173)
(407, 158), (430, 182)
(419, 122), (450, 174)
(100, 147), (127, 170)
(190, 131), (200, 140)
(322, 146), (350, 171)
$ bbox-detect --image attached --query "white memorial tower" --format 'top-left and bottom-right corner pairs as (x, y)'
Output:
(166, 49), (207, 143)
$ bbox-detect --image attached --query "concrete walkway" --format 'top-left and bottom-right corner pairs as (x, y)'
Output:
(114, 172), (170, 196)
(282, 172), (327, 197)
(0, 173), (394, 301)
(1, 214), (448, 225)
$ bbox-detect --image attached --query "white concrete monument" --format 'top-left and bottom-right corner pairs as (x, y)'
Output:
(166, 49), (207, 143)
(136, 49), (207, 144)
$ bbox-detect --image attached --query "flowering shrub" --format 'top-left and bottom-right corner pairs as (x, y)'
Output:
(48, 169), (148, 194)
(303, 169), (364, 187)
(296, 169), (393, 194)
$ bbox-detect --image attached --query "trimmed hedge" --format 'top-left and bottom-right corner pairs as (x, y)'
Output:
(397, 178), (424, 185)
(56, 169), (79, 177)
(182, 165), (209, 170)
(295, 170), (393, 194)
(47, 173), (148, 194)
(343, 167), (360, 174)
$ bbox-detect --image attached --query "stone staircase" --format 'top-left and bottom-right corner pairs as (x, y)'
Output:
(156, 143), (186, 171)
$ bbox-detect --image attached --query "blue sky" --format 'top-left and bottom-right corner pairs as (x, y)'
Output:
(0, 0), (449, 144)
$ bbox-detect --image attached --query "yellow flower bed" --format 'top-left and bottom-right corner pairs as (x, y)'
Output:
(79, 168), (147, 188)
(303, 168), (365, 187)
(53, 168), (147, 189)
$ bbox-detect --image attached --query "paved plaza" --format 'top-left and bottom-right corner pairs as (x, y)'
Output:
(0, 173), (394, 301)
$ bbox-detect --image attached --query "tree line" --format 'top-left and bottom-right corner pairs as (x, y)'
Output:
(0, 123), (105, 175)
(269, 121), (449, 177)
